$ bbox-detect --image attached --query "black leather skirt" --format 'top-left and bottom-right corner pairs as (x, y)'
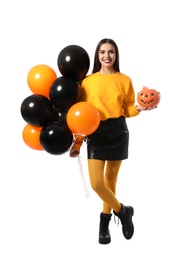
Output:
(86, 116), (129, 160)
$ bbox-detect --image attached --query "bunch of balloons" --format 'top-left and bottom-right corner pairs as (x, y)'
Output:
(20, 45), (100, 155)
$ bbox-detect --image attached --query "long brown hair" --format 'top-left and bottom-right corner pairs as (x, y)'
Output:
(92, 38), (120, 73)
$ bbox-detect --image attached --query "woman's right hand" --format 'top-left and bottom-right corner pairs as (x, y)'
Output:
(69, 148), (80, 158)
(69, 135), (84, 157)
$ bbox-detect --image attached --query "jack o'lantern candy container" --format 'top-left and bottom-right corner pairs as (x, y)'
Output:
(137, 86), (160, 108)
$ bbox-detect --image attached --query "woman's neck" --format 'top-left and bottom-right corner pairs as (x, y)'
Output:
(99, 67), (116, 75)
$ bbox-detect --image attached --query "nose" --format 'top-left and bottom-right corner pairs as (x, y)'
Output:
(104, 51), (110, 57)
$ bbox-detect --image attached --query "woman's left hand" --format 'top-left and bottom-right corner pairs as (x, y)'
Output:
(136, 105), (158, 111)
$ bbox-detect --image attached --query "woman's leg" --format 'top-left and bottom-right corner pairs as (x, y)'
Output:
(103, 160), (122, 214)
(87, 159), (122, 213)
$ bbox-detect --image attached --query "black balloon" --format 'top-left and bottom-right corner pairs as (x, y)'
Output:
(49, 77), (81, 111)
(57, 45), (90, 82)
(20, 94), (55, 126)
(40, 121), (73, 155)
(51, 109), (67, 124)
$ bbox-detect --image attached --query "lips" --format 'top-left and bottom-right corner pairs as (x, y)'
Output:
(103, 59), (111, 63)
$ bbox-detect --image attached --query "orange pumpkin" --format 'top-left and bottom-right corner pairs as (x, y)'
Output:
(137, 87), (160, 108)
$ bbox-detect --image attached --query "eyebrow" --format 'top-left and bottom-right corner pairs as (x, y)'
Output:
(99, 48), (115, 52)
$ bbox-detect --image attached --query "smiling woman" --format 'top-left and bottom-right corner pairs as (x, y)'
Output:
(69, 38), (156, 244)
(1, 0), (193, 258)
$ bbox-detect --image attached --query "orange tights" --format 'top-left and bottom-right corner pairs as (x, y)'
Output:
(87, 159), (122, 214)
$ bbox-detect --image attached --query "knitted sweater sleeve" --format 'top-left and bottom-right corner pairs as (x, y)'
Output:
(123, 78), (140, 118)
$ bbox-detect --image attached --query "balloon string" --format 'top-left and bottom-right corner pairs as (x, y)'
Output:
(78, 155), (90, 199)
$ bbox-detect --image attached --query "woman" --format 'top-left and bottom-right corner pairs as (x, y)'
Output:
(69, 38), (150, 244)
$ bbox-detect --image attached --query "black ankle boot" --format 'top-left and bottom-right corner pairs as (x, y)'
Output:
(99, 213), (112, 244)
(113, 203), (134, 239)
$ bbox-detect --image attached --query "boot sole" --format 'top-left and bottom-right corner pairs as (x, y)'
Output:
(99, 238), (111, 244)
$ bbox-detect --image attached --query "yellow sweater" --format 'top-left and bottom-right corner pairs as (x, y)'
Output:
(80, 72), (139, 121)
(72, 72), (140, 150)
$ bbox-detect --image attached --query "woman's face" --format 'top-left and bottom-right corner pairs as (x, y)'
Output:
(98, 43), (116, 69)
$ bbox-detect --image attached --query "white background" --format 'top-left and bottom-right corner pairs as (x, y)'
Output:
(1, 0), (194, 259)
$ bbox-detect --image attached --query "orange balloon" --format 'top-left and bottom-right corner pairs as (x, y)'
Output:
(22, 124), (43, 150)
(27, 64), (57, 98)
(66, 102), (101, 136)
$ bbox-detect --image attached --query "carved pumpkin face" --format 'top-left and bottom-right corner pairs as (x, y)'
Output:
(137, 87), (160, 108)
